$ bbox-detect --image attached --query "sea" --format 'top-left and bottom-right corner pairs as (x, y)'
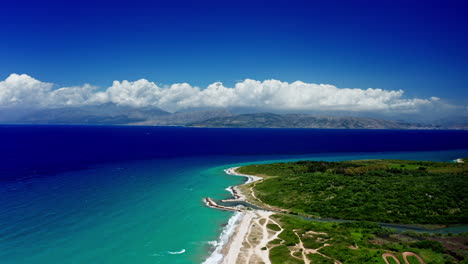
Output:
(0, 125), (467, 264)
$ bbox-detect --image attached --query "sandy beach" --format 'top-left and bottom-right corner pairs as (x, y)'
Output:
(204, 163), (448, 264)
(218, 209), (282, 264)
(204, 167), (282, 264)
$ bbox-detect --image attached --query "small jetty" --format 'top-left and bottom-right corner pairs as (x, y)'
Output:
(221, 186), (242, 202)
(204, 197), (243, 212)
(229, 186), (241, 199)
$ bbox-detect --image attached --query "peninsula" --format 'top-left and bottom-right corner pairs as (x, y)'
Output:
(205, 159), (468, 264)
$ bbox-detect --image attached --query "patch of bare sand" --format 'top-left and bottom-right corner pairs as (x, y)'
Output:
(221, 212), (254, 264)
(221, 210), (284, 264)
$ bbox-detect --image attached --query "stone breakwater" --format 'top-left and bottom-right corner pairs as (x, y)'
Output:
(204, 197), (243, 212)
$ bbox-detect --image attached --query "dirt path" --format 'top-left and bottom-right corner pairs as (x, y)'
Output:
(292, 230), (342, 264)
(249, 181), (261, 202)
(382, 253), (401, 264)
(381, 252), (425, 264)
(233, 210), (284, 264)
(244, 217), (255, 263)
(220, 168), (343, 264)
(402, 252), (425, 264)
(255, 211), (283, 264)
(293, 230), (310, 264)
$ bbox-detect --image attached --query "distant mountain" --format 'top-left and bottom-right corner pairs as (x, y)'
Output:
(188, 113), (442, 129)
(129, 109), (233, 126)
(2, 105), (463, 129)
(1, 105), (233, 126)
(7, 103), (170, 125)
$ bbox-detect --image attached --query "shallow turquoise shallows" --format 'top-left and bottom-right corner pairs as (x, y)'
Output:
(1, 150), (468, 264)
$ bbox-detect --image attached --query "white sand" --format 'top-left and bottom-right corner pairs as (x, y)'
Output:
(205, 167), (284, 264)
(223, 167), (263, 202)
(224, 167), (263, 184)
(221, 211), (255, 264)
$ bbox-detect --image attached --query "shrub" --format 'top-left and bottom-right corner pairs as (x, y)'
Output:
(411, 240), (445, 253)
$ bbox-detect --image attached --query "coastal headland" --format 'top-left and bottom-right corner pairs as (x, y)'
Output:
(204, 159), (468, 264)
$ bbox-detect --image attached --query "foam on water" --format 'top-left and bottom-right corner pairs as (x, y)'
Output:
(202, 211), (243, 264)
(168, 249), (186, 255)
(1, 126), (467, 264)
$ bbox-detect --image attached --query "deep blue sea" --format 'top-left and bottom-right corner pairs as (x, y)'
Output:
(0, 125), (467, 264)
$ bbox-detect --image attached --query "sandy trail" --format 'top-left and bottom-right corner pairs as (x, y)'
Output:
(221, 209), (284, 264)
(254, 211), (283, 264)
(214, 167), (432, 264)
(216, 167), (340, 264)
(244, 216), (255, 263)
(293, 230), (311, 264)
(402, 252), (425, 264)
(293, 230), (342, 264)
(222, 212), (254, 264)
(382, 253), (401, 264)
(381, 252), (425, 264)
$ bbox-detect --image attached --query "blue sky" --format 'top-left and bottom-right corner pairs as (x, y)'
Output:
(0, 0), (467, 109)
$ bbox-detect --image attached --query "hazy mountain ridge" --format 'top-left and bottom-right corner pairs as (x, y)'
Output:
(4, 103), (170, 125)
(1, 104), (465, 129)
(128, 109), (233, 126)
(188, 113), (448, 129)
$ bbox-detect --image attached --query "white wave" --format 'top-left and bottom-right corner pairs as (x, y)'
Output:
(225, 186), (234, 196)
(207, 240), (218, 247)
(168, 249), (186, 255)
(202, 211), (243, 264)
(224, 167), (262, 184)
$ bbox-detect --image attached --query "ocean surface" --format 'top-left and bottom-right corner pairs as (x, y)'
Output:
(0, 125), (467, 264)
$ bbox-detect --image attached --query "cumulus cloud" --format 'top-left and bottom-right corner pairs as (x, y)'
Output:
(0, 74), (53, 107)
(0, 73), (443, 113)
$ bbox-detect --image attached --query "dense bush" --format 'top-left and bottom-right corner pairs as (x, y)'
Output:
(239, 160), (468, 224)
(411, 240), (445, 253)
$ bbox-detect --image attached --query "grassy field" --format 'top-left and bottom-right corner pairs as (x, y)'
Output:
(267, 214), (466, 264)
(237, 159), (468, 224)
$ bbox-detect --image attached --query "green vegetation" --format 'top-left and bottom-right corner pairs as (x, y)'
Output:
(278, 228), (299, 246)
(269, 245), (303, 264)
(307, 253), (334, 263)
(267, 223), (281, 231)
(237, 159), (468, 224)
(406, 255), (421, 264)
(385, 257), (399, 264)
(270, 214), (464, 263)
(411, 240), (445, 253)
(269, 238), (282, 245)
(302, 235), (324, 249)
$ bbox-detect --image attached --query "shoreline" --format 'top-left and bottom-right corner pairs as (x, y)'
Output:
(203, 167), (265, 264)
(203, 162), (468, 263)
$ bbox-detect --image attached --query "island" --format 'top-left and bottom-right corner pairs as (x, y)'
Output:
(205, 159), (468, 264)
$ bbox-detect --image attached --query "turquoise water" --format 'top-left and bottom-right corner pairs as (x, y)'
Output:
(1, 150), (468, 263)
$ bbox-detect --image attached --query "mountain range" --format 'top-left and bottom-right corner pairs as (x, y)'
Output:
(0, 103), (465, 129)
(187, 113), (442, 129)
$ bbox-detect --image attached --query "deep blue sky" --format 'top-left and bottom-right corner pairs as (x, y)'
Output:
(1, 0), (467, 101)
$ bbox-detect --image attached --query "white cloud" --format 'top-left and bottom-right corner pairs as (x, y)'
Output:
(0, 74), (53, 107)
(48, 84), (97, 106)
(0, 73), (442, 113)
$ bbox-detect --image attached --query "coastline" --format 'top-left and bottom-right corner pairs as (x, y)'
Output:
(204, 160), (468, 264)
(203, 167), (266, 264)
